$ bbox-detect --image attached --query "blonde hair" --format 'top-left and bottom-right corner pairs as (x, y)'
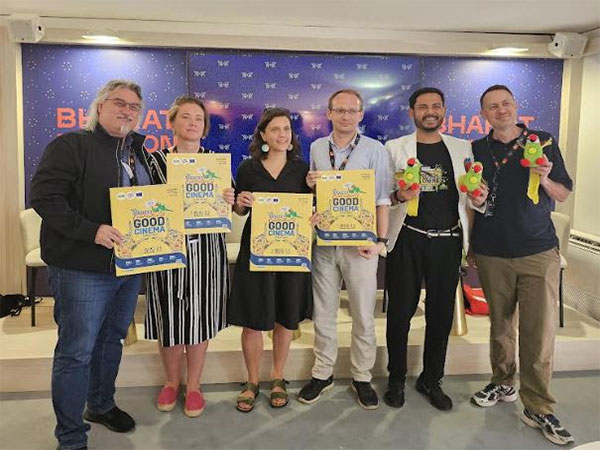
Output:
(167, 96), (210, 138)
(84, 79), (144, 131)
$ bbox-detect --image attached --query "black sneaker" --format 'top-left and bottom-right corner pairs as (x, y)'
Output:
(415, 374), (452, 411)
(471, 383), (518, 407)
(83, 406), (135, 433)
(521, 409), (575, 446)
(298, 376), (334, 404)
(383, 379), (405, 408)
(350, 380), (379, 410)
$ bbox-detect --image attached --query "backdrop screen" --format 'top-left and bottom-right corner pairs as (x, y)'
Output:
(22, 44), (563, 204)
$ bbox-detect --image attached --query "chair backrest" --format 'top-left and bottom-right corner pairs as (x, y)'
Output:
(551, 211), (570, 256)
(19, 208), (42, 255)
(225, 213), (248, 244)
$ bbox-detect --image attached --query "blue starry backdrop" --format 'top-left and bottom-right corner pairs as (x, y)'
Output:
(22, 44), (187, 204)
(22, 45), (563, 204)
(423, 56), (563, 140)
(189, 52), (420, 171)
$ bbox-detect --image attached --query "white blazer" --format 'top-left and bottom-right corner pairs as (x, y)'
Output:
(385, 132), (481, 254)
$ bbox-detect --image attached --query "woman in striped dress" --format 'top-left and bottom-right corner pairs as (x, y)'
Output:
(145, 96), (234, 417)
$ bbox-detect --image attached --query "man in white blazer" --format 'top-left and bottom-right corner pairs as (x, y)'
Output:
(383, 87), (487, 410)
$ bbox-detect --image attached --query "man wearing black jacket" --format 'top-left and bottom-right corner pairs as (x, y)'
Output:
(30, 79), (152, 450)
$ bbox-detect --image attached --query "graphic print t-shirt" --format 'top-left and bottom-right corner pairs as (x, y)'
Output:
(404, 141), (459, 230)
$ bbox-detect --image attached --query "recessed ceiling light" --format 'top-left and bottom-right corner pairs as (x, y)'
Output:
(81, 30), (121, 44)
(486, 47), (530, 56)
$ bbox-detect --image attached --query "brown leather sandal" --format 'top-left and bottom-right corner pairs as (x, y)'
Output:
(236, 382), (259, 413)
(270, 378), (289, 408)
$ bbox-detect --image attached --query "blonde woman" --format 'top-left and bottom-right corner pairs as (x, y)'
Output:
(145, 96), (234, 417)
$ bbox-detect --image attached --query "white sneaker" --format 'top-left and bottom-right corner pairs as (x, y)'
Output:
(521, 408), (575, 446)
(471, 383), (518, 407)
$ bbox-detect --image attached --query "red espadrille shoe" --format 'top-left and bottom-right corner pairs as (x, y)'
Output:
(184, 391), (205, 417)
(156, 386), (178, 412)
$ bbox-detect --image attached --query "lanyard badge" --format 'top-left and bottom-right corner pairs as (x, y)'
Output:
(328, 133), (361, 171)
(484, 129), (529, 217)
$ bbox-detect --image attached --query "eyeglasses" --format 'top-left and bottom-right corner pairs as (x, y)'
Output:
(105, 97), (142, 113)
(330, 108), (362, 116)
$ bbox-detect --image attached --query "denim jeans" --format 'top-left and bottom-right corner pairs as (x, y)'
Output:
(48, 266), (141, 450)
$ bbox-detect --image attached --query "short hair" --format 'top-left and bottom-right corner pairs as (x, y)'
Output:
(84, 79), (144, 131)
(480, 84), (514, 107)
(328, 89), (363, 111)
(249, 108), (301, 160)
(409, 87), (445, 109)
(167, 95), (210, 138)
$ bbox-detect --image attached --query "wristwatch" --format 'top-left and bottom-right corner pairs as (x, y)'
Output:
(376, 237), (389, 244)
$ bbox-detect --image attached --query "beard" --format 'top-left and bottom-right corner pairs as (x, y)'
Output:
(119, 121), (134, 136)
(414, 115), (442, 132)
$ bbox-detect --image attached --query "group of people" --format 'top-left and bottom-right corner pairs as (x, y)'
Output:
(30, 79), (573, 450)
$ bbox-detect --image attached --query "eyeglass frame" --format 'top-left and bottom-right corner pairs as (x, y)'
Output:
(329, 107), (363, 116)
(104, 97), (142, 113)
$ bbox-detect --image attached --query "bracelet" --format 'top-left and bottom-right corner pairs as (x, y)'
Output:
(394, 190), (406, 203)
(376, 237), (389, 244)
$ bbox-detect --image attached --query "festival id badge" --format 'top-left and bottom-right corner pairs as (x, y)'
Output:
(166, 153), (232, 234)
(315, 169), (377, 246)
(250, 193), (313, 272)
(110, 184), (187, 276)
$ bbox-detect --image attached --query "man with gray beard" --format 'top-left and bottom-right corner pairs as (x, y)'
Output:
(31, 79), (152, 450)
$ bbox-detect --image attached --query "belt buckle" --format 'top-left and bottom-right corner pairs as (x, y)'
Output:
(426, 229), (437, 238)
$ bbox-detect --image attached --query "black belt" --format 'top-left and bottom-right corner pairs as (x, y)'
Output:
(403, 223), (461, 238)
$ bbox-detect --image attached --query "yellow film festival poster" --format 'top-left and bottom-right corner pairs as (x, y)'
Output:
(250, 193), (313, 272)
(167, 153), (232, 234)
(110, 184), (187, 276)
(316, 169), (377, 246)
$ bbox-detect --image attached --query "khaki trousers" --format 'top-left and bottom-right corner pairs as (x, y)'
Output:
(311, 246), (379, 382)
(475, 248), (560, 414)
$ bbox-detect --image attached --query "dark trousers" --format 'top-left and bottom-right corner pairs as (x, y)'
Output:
(385, 227), (461, 385)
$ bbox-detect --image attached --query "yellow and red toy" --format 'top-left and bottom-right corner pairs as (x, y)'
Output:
(520, 134), (552, 205)
(397, 157), (421, 216)
(459, 161), (483, 197)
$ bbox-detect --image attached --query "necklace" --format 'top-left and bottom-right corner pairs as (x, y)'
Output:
(170, 145), (203, 154)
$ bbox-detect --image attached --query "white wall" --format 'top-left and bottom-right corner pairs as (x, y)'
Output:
(574, 53), (600, 237)
(0, 28), (25, 294)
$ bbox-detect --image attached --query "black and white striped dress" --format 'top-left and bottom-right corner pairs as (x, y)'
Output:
(144, 148), (229, 346)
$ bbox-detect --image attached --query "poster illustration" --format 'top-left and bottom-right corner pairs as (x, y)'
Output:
(167, 153), (232, 234)
(110, 184), (186, 276)
(250, 192), (313, 272)
(316, 170), (377, 246)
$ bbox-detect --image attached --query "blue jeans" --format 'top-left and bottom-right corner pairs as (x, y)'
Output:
(48, 266), (141, 450)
